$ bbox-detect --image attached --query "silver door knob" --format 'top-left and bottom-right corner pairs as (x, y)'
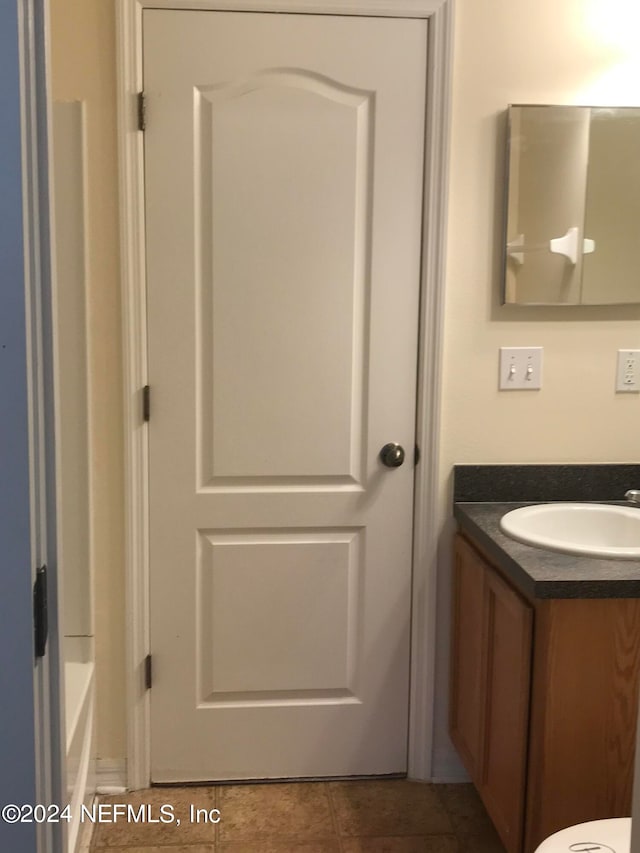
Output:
(380, 443), (405, 468)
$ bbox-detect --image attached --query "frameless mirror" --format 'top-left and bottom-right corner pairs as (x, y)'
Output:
(503, 105), (640, 305)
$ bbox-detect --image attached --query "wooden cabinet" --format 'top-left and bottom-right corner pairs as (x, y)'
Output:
(451, 535), (532, 851)
(450, 537), (486, 778)
(450, 533), (640, 853)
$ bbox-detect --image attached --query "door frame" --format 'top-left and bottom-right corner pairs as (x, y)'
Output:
(3, 1), (65, 850)
(117, 0), (454, 789)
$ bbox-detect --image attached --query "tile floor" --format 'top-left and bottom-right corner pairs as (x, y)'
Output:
(90, 780), (506, 852)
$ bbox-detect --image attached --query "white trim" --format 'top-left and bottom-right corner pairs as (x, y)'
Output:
(116, 0), (150, 792)
(19, 3), (55, 846)
(121, 0), (447, 14)
(117, 0), (453, 788)
(95, 759), (128, 793)
(408, 0), (454, 781)
(18, 1), (67, 849)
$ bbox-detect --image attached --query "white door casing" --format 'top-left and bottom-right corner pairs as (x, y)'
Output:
(145, 9), (425, 782)
(117, 0), (453, 789)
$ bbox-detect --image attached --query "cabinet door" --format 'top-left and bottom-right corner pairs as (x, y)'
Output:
(479, 563), (533, 853)
(450, 534), (533, 853)
(450, 535), (486, 778)
(525, 598), (640, 852)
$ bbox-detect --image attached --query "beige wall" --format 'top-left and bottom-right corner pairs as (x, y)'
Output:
(50, 0), (126, 760)
(49, 0), (640, 769)
(434, 0), (640, 776)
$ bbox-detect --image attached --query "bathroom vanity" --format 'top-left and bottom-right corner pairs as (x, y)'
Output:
(449, 465), (640, 853)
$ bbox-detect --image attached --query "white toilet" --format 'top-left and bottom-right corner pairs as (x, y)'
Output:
(534, 817), (631, 852)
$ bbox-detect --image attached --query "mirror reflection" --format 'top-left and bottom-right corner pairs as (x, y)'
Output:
(503, 105), (640, 305)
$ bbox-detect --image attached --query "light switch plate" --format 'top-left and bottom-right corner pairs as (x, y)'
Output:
(616, 349), (640, 393)
(499, 347), (543, 390)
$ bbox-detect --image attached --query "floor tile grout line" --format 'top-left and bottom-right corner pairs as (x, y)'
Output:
(324, 780), (345, 852)
(213, 784), (219, 845)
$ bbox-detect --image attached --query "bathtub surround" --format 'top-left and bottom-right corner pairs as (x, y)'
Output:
(50, 0), (126, 765)
(65, 662), (95, 853)
(53, 100), (97, 849)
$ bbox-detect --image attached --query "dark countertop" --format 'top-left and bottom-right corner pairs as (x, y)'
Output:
(453, 463), (640, 503)
(454, 501), (640, 600)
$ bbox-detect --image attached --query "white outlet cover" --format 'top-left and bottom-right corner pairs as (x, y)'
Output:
(616, 349), (640, 393)
(499, 347), (543, 390)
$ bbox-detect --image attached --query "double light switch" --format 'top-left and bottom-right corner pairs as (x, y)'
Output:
(499, 347), (543, 390)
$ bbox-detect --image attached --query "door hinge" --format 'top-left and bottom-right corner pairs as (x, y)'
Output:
(137, 91), (146, 132)
(144, 654), (153, 690)
(34, 565), (48, 659)
(143, 385), (151, 422)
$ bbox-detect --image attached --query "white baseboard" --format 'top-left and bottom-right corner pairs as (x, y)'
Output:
(96, 759), (128, 794)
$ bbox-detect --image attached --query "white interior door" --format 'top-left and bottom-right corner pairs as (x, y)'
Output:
(144, 9), (427, 782)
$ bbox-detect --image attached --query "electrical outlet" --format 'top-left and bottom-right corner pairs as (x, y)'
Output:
(499, 347), (543, 390)
(616, 349), (640, 393)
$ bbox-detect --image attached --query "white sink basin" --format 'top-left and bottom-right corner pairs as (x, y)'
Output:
(500, 502), (640, 560)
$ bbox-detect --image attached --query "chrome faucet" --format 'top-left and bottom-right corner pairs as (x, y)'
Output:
(625, 489), (640, 504)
